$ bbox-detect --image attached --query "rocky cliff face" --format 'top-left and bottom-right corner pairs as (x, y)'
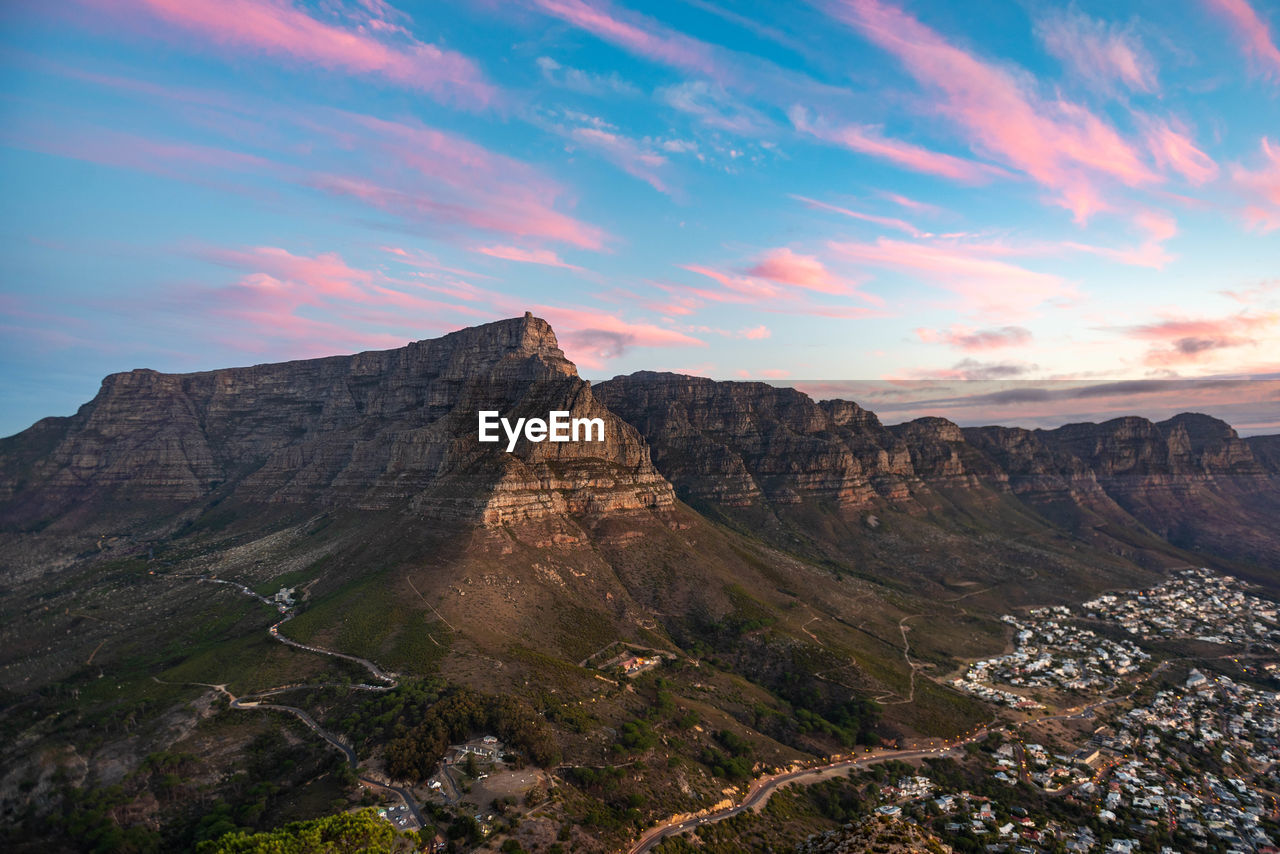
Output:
(593, 372), (919, 509)
(3, 324), (1277, 567)
(0, 315), (672, 528)
(598, 372), (1279, 569)
(1247, 434), (1280, 475)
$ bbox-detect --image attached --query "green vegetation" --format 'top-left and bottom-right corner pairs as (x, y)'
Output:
(281, 572), (448, 675)
(196, 809), (407, 853)
(377, 685), (561, 780)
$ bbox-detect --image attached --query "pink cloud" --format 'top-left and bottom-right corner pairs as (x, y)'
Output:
(474, 245), (584, 271)
(312, 173), (605, 250)
(1144, 119), (1219, 185)
(1063, 210), (1178, 269)
(526, 305), (707, 369)
(739, 325), (772, 340)
(0, 119), (274, 182)
(183, 246), (492, 360)
(1124, 311), (1279, 366)
(98, 0), (494, 105)
(915, 325), (1032, 351)
(187, 244), (700, 371)
(743, 248), (860, 296)
(1035, 8), (1158, 94)
(7, 83), (607, 251)
(823, 0), (1159, 221)
(666, 265), (884, 321)
(378, 247), (493, 279)
(791, 194), (928, 237)
(681, 265), (781, 300)
(1203, 0), (1280, 80)
(789, 107), (1004, 184)
(320, 113), (607, 247)
(202, 246), (372, 300)
(568, 127), (673, 195)
(876, 191), (945, 216)
(1220, 279), (1280, 304)
(828, 237), (1074, 320)
(1231, 138), (1280, 232)
(529, 0), (720, 79)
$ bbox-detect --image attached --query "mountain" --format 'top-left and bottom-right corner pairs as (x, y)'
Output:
(596, 371), (1280, 578)
(0, 313), (671, 532)
(2, 316), (1277, 852)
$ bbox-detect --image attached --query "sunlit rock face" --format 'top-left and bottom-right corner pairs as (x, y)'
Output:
(0, 314), (672, 527)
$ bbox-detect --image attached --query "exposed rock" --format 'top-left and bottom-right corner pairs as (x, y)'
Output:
(0, 315), (672, 529)
(599, 374), (1279, 569)
(594, 372), (917, 509)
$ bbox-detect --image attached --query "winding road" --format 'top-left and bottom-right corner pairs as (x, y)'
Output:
(626, 741), (978, 854)
(171, 577), (427, 828)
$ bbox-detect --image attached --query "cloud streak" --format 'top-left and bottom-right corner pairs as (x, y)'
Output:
(1203, 0), (1280, 80)
(916, 325), (1032, 351)
(789, 107), (1004, 184)
(1035, 8), (1158, 94)
(821, 0), (1159, 221)
(94, 0), (494, 105)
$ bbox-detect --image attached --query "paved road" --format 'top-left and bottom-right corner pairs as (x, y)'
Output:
(627, 745), (966, 854)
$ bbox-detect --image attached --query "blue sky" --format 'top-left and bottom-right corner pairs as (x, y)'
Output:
(1, 0), (1278, 436)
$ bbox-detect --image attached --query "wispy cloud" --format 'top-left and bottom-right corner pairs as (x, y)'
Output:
(567, 126), (674, 195)
(1063, 210), (1179, 269)
(1035, 8), (1158, 94)
(791, 194), (928, 237)
(92, 0), (494, 105)
(742, 247), (869, 297)
(1143, 118), (1219, 185)
(474, 245), (584, 271)
(1123, 311), (1279, 366)
(536, 55), (639, 96)
(916, 325), (1032, 351)
(1203, 0), (1280, 81)
(821, 0), (1159, 221)
(789, 107), (1005, 184)
(828, 236), (1075, 320)
(1231, 138), (1280, 232)
(528, 0), (721, 78)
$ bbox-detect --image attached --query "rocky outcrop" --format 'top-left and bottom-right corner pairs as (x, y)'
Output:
(593, 373), (918, 509)
(1246, 434), (1280, 475)
(598, 373), (1279, 568)
(0, 315), (672, 528)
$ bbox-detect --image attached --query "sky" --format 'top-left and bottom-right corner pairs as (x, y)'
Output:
(1, 0), (1278, 437)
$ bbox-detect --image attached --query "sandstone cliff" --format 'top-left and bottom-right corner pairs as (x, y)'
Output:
(593, 372), (919, 509)
(598, 373), (1279, 570)
(0, 314), (672, 529)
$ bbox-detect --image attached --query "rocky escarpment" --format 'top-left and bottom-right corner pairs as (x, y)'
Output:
(1247, 434), (1280, 475)
(593, 373), (921, 509)
(599, 372), (1280, 569)
(0, 314), (672, 528)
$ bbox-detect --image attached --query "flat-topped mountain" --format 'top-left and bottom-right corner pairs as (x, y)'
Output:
(0, 314), (672, 531)
(3, 316), (1278, 853)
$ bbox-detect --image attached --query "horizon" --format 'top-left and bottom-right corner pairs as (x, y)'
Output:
(2, 0), (1279, 437)
(3, 310), (1276, 437)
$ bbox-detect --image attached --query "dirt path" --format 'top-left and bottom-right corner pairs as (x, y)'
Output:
(871, 614), (924, 705)
(161, 578), (427, 828)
